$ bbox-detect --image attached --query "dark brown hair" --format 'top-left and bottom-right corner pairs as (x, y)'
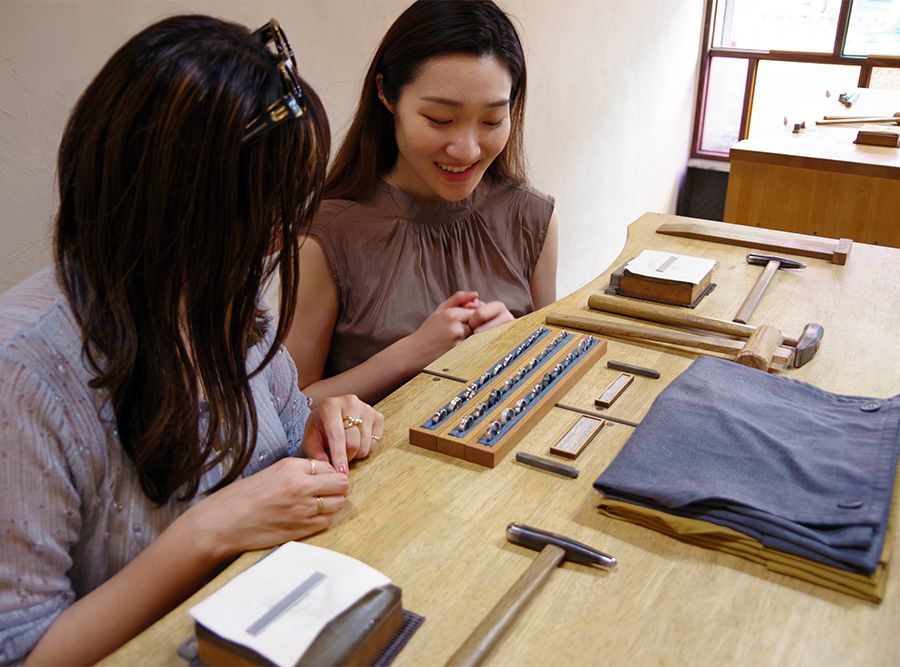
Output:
(54, 15), (330, 504)
(326, 0), (527, 201)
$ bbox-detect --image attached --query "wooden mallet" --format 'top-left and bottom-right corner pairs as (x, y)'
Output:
(586, 293), (824, 368)
(545, 313), (793, 371)
(446, 524), (616, 667)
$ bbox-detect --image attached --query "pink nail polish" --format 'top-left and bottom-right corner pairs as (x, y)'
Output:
(337, 464), (348, 475)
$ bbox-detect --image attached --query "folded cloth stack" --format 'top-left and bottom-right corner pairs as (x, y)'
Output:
(594, 356), (900, 602)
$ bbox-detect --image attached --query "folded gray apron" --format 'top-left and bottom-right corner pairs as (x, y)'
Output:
(594, 356), (900, 573)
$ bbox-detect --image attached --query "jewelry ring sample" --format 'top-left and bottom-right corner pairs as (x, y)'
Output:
(316, 496), (324, 515)
(309, 459), (317, 475)
(371, 434), (382, 442)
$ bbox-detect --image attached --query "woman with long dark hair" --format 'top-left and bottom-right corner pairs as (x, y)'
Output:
(286, 0), (559, 404)
(0, 15), (381, 664)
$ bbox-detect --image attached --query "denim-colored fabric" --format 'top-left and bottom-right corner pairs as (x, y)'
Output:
(594, 356), (900, 574)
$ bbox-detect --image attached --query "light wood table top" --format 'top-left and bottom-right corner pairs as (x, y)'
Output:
(730, 127), (900, 180)
(101, 212), (900, 666)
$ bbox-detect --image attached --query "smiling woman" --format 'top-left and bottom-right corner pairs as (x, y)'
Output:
(286, 0), (559, 405)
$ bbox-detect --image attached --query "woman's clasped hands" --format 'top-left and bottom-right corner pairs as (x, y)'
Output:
(406, 290), (513, 367)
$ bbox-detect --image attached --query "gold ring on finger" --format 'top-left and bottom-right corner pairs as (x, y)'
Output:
(343, 415), (364, 437)
(316, 496), (324, 515)
(309, 459), (317, 475)
(342, 415), (362, 429)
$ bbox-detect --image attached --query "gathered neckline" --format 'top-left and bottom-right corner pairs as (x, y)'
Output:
(376, 178), (485, 225)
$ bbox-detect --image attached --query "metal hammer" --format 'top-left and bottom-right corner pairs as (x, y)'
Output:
(734, 253), (806, 325)
(446, 524), (616, 667)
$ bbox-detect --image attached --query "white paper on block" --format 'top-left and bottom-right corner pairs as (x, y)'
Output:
(624, 249), (716, 285)
(189, 542), (391, 666)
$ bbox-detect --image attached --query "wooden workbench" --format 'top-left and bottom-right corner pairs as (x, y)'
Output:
(100, 212), (900, 666)
(724, 128), (900, 249)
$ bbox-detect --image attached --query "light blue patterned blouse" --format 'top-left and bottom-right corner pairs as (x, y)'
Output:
(0, 267), (311, 663)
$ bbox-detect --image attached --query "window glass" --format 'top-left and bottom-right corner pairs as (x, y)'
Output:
(844, 0), (900, 56)
(748, 61), (860, 138)
(871, 66), (900, 89)
(700, 57), (748, 154)
(713, 0), (842, 52)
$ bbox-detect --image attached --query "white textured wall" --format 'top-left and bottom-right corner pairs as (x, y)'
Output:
(0, 0), (703, 298)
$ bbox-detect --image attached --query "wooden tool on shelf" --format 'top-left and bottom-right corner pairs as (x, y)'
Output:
(656, 221), (852, 265)
(546, 313), (791, 371)
(733, 253), (805, 324)
(446, 524), (616, 667)
(816, 112), (900, 125)
(586, 293), (823, 368)
(823, 112), (900, 120)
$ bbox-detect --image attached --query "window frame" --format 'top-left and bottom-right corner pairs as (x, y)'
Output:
(692, 0), (900, 160)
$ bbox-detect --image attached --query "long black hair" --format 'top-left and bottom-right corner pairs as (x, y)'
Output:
(54, 15), (330, 503)
(326, 0), (527, 201)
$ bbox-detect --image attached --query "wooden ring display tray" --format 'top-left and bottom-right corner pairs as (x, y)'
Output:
(409, 326), (607, 467)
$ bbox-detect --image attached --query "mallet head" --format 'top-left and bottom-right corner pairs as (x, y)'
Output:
(506, 523), (617, 567)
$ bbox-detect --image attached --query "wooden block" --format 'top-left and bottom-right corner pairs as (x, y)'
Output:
(854, 124), (900, 148)
(549, 415), (605, 459)
(196, 584), (404, 667)
(594, 373), (634, 408)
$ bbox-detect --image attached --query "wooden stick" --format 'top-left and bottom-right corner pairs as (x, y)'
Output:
(545, 313), (792, 365)
(587, 293), (800, 346)
(445, 544), (565, 667)
(656, 221), (852, 266)
(816, 117), (900, 125)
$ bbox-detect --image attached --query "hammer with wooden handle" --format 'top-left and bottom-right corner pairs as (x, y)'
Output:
(446, 524), (616, 667)
(734, 253), (806, 325)
(587, 293), (824, 367)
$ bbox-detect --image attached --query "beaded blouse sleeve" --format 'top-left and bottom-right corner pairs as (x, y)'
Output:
(0, 355), (80, 663)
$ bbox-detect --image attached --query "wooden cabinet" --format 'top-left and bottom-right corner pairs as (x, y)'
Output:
(724, 128), (900, 248)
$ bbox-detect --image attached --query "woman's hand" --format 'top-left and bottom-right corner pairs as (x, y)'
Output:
(467, 299), (514, 333)
(301, 395), (384, 474)
(405, 290), (479, 366)
(185, 457), (351, 559)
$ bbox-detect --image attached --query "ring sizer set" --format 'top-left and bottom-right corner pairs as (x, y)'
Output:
(409, 326), (607, 467)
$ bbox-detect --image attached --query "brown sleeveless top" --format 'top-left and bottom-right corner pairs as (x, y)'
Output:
(308, 177), (554, 376)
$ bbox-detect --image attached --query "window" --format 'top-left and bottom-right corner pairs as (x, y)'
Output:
(692, 0), (900, 159)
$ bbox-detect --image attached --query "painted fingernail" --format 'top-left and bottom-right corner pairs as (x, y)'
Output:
(337, 464), (348, 475)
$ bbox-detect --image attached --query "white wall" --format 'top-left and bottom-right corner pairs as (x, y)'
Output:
(0, 0), (703, 298)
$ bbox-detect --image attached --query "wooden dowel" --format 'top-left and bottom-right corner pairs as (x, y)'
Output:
(545, 313), (792, 365)
(816, 117), (900, 125)
(445, 545), (566, 667)
(587, 293), (800, 346)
